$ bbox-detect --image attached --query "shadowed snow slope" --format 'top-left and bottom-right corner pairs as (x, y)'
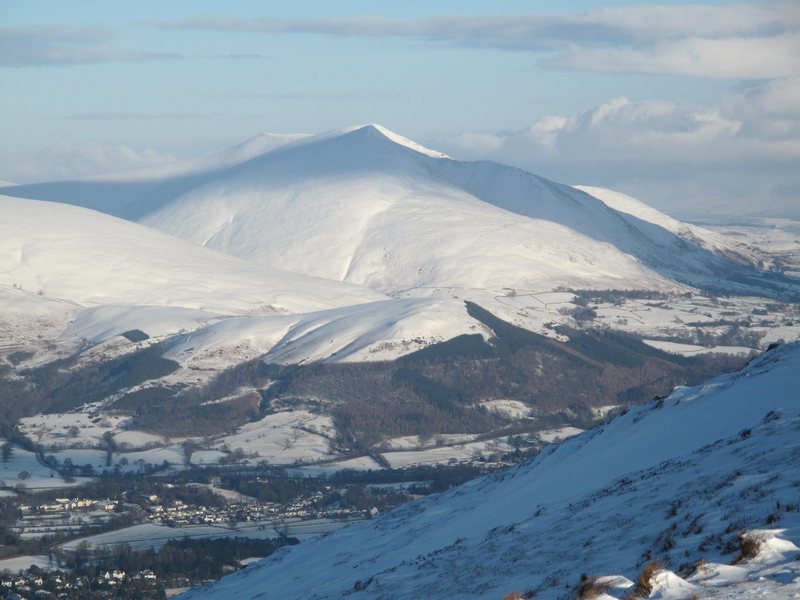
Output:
(180, 342), (800, 600)
(1, 125), (772, 295)
(0, 195), (384, 314)
(0, 133), (309, 217)
(575, 185), (752, 258)
(90, 132), (311, 183)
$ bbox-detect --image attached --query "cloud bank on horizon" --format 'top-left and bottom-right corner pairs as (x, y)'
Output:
(440, 76), (800, 218)
(149, 3), (800, 80)
(0, 1), (797, 218)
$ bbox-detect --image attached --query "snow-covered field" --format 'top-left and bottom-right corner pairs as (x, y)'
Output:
(479, 399), (534, 420)
(60, 517), (359, 553)
(113, 429), (165, 449)
(18, 412), (128, 448)
(6, 414), (548, 479)
(288, 455), (385, 476)
(588, 292), (800, 350)
(534, 426), (585, 444)
(215, 410), (336, 465)
(379, 434), (482, 451)
(0, 555), (52, 574)
(189, 450), (228, 465)
(642, 339), (754, 356)
(181, 342), (800, 600)
(0, 443), (90, 492)
(381, 438), (516, 469)
(700, 217), (800, 278)
(122, 445), (185, 468)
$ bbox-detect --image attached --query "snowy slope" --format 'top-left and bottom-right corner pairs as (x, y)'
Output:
(576, 185), (758, 260)
(2, 125), (764, 296)
(181, 342), (800, 600)
(164, 296), (484, 368)
(0, 195), (487, 371)
(0, 195), (384, 315)
(0, 194), (398, 366)
(138, 125), (749, 293)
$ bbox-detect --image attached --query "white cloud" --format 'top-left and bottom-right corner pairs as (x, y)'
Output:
(149, 2), (800, 79)
(574, 3), (797, 40)
(545, 33), (800, 79)
(0, 26), (181, 67)
(438, 78), (800, 218)
(722, 77), (800, 140)
(447, 132), (505, 154)
(448, 97), (743, 164)
(63, 112), (211, 121)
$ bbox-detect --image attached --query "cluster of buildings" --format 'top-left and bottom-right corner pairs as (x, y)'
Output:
(12, 498), (121, 540)
(19, 498), (118, 514)
(142, 489), (365, 528)
(0, 567), (160, 599)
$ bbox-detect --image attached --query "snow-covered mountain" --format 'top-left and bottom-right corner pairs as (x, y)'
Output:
(181, 342), (800, 600)
(0, 195), (418, 364)
(0, 195), (384, 315)
(2, 124), (794, 387)
(2, 125), (769, 296)
(2, 195), (504, 371)
(2, 126), (796, 465)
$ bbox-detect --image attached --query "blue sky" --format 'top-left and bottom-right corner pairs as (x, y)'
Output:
(1, 1), (798, 217)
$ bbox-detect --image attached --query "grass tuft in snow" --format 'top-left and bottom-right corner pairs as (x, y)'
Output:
(732, 531), (762, 564)
(575, 574), (612, 599)
(627, 560), (665, 599)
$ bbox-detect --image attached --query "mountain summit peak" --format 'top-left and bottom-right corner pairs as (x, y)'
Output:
(343, 123), (451, 159)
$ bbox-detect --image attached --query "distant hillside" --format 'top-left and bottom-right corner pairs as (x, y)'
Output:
(0, 300), (746, 443)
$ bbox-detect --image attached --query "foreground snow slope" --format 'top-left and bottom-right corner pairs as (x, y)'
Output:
(0, 195), (384, 314)
(3, 125), (760, 294)
(182, 343), (800, 600)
